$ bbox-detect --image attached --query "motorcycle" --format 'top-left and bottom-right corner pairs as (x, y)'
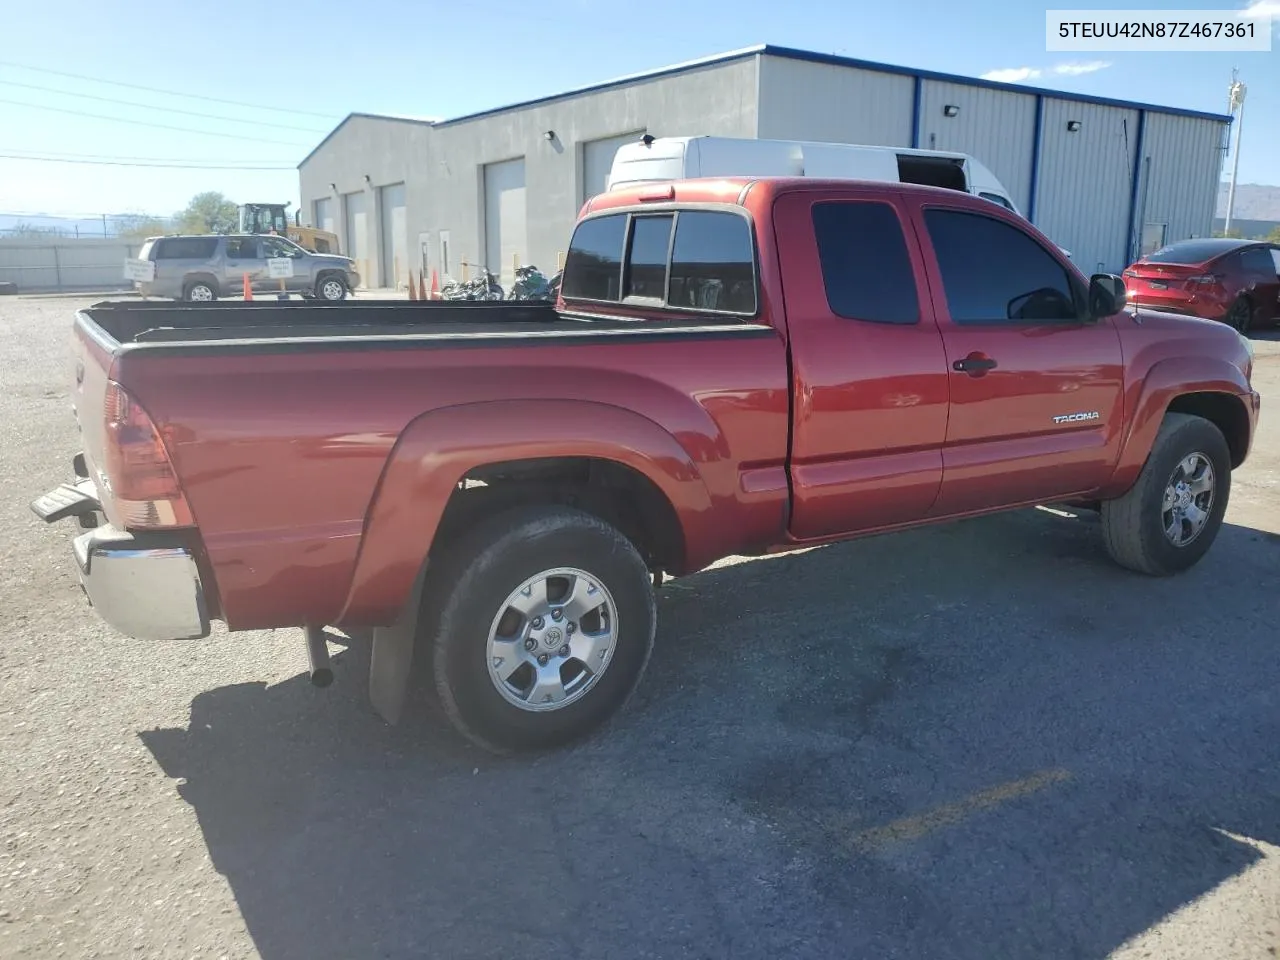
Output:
(441, 265), (504, 301)
(506, 265), (554, 301)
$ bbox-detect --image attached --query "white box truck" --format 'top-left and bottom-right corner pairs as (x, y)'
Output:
(606, 135), (1070, 256)
(607, 135), (1020, 214)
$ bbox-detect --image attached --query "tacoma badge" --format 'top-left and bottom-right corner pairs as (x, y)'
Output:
(1053, 411), (1100, 424)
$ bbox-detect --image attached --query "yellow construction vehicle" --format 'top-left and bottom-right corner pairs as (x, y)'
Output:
(238, 202), (341, 255)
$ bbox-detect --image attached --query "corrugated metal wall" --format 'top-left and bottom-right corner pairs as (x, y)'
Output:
(756, 56), (914, 146)
(1134, 113), (1227, 259)
(917, 80), (1037, 213)
(1035, 99), (1139, 273)
(0, 239), (140, 292)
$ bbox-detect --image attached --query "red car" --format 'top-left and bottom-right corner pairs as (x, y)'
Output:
(1124, 237), (1280, 332)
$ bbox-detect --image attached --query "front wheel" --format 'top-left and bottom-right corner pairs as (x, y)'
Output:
(1100, 412), (1231, 576)
(426, 506), (656, 754)
(317, 274), (348, 301)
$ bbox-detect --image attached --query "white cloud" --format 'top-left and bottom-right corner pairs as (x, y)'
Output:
(980, 61), (1111, 83)
(981, 67), (1041, 82)
(1052, 60), (1112, 75)
(1240, 0), (1280, 18)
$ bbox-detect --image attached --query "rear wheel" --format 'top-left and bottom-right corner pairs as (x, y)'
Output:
(183, 280), (216, 302)
(1224, 296), (1254, 333)
(1100, 413), (1231, 576)
(426, 506), (656, 754)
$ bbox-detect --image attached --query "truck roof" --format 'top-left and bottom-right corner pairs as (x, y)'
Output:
(585, 175), (994, 214)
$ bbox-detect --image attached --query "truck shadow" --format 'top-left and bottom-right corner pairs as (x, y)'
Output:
(140, 507), (1280, 960)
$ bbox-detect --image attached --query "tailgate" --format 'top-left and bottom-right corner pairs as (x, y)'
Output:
(69, 310), (120, 525)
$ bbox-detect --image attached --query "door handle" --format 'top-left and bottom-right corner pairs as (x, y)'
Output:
(953, 353), (998, 376)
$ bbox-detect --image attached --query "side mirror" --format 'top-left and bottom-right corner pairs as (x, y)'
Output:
(1088, 273), (1126, 320)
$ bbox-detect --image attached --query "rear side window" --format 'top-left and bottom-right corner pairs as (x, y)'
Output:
(1238, 247), (1276, 276)
(562, 208), (757, 314)
(154, 237), (218, 259)
(224, 237), (261, 259)
(562, 214), (626, 301)
(812, 201), (919, 325)
(668, 211), (756, 313)
(923, 208), (1077, 324)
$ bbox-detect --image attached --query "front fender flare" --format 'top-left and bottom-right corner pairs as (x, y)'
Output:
(336, 398), (714, 626)
(1103, 355), (1252, 497)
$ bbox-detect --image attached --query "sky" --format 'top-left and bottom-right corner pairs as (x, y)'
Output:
(1, 0), (1276, 223)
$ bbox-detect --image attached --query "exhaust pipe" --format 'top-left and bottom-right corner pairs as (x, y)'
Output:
(304, 625), (334, 687)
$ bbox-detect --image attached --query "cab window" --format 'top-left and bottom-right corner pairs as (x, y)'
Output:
(924, 208), (1078, 324)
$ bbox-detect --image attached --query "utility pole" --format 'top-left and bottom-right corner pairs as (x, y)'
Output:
(1224, 70), (1247, 235)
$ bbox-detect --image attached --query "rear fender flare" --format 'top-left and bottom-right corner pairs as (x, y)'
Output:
(1104, 356), (1251, 496)
(336, 398), (714, 626)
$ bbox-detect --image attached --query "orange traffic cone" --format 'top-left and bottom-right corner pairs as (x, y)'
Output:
(242, 272), (253, 301)
(408, 270), (419, 300)
(429, 270), (440, 300)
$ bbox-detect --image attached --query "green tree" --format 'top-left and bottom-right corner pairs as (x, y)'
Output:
(1265, 225), (1280, 244)
(175, 191), (239, 234)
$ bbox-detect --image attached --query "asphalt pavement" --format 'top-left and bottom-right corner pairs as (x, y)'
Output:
(1, 296), (1278, 959)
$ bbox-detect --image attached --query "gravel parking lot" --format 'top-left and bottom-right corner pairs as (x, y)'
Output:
(2, 295), (1278, 960)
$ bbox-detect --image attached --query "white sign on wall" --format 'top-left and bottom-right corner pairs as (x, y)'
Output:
(123, 258), (155, 283)
(266, 258), (295, 279)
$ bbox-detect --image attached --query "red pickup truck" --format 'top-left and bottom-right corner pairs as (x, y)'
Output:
(33, 177), (1260, 754)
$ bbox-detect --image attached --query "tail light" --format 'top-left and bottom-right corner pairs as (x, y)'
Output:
(1186, 274), (1222, 288)
(103, 381), (193, 529)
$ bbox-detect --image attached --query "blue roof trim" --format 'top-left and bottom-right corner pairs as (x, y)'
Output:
(758, 46), (1233, 123)
(300, 43), (1233, 167)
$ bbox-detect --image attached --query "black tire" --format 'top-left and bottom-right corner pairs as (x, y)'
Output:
(1100, 412), (1231, 576)
(1224, 296), (1253, 333)
(316, 273), (348, 301)
(182, 279), (217, 302)
(426, 505), (656, 754)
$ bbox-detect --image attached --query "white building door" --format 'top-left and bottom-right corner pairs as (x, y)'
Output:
(314, 197), (334, 236)
(582, 132), (644, 204)
(484, 157), (527, 290)
(379, 182), (407, 289)
(344, 191), (369, 287)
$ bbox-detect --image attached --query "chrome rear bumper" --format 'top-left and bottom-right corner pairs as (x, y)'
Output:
(31, 471), (210, 641)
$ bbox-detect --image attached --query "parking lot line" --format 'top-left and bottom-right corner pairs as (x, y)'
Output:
(850, 768), (1074, 853)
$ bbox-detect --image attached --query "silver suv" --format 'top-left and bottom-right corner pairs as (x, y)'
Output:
(137, 234), (361, 301)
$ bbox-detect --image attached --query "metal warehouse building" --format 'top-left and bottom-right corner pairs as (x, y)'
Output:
(298, 44), (1231, 291)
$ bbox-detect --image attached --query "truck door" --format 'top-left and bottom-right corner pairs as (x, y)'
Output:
(773, 188), (950, 539)
(907, 199), (1125, 515)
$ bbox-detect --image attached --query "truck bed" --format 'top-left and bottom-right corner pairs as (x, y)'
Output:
(82, 299), (763, 352)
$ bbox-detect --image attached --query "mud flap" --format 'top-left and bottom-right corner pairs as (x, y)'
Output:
(368, 565), (429, 726)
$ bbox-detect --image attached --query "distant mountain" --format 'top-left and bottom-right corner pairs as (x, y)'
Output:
(1216, 183), (1280, 221)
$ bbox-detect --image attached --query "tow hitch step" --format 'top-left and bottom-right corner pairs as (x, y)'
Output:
(30, 480), (99, 523)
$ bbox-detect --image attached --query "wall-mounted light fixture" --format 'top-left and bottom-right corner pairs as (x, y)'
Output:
(543, 130), (556, 141)
(329, 182), (336, 192)
(943, 104), (960, 118)
(1066, 120), (1082, 132)
(363, 174), (371, 183)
